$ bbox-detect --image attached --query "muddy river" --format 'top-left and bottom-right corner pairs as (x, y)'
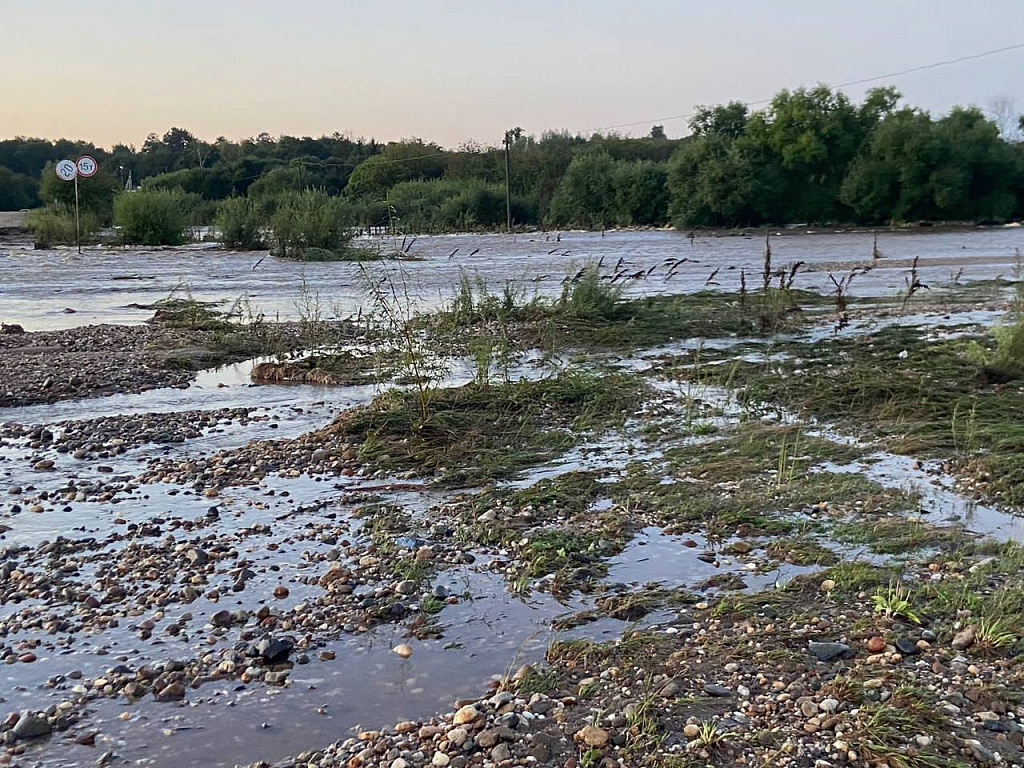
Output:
(2, 228), (1022, 331)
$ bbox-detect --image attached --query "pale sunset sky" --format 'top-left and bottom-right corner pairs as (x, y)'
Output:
(2, 0), (1023, 148)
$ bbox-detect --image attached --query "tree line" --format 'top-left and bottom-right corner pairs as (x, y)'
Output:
(3, 85), (1024, 233)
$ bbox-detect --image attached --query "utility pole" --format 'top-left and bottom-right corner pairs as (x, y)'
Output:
(73, 174), (81, 254)
(503, 127), (522, 232)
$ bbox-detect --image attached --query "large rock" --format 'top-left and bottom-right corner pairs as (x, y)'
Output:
(255, 636), (294, 663)
(452, 705), (480, 725)
(807, 641), (851, 662)
(575, 725), (610, 747)
(319, 564), (349, 588)
(12, 711), (51, 740)
(952, 625), (977, 651)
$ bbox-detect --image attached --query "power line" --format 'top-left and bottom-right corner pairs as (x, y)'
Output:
(587, 41), (1024, 134)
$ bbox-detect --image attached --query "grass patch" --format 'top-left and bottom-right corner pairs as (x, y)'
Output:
(428, 264), (830, 353)
(834, 517), (969, 555)
(330, 371), (644, 486)
(662, 424), (863, 482)
(699, 326), (1024, 504)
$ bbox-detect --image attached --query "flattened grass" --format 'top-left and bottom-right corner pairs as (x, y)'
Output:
(702, 326), (1024, 504)
(334, 371), (644, 486)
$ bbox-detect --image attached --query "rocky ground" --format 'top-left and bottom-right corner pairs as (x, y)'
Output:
(2, 282), (1024, 768)
(0, 315), (358, 408)
(249, 547), (1024, 768)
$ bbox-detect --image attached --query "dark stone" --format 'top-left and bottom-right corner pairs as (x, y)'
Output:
(12, 711), (51, 740)
(895, 637), (920, 656)
(807, 641), (851, 662)
(703, 684), (733, 697)
(255, 636), (294, 663)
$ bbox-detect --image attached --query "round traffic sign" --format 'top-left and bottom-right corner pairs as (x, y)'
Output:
(76, 156), (98, 178)
(55, 160), (78, 181)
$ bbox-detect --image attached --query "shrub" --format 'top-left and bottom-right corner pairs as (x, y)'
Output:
(269, 189), (354, 259)
(556, 263), (622, 319)
(968, 318), (1024, 382)
(26, 204), (99, 246)
(547, 153), (619, 228)
(114, 189), (197, 245)
(383, 178), (517, 231)
(216, 197), (267, 249)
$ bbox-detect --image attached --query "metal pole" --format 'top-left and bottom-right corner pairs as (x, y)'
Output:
(73, 174), (81, 254)
(504, 132), (512, 233)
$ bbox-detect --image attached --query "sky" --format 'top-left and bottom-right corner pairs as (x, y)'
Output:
(2, 0), (1024, 149)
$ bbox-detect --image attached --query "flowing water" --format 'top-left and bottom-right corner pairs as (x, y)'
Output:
(2, 228), (1022, 331)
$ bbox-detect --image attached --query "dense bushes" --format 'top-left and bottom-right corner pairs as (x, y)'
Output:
(216, 197), (266, 249)
(113, 189), (197, 245)
(26, 204), (99, 246)
(666, 87), (1024, 227)
(8, 86), (1024, 231)
(269, 189), (355, 259)
(384, 179), (513, 231)
(547, 154), (669, 228)
(0, 167), (38, 210)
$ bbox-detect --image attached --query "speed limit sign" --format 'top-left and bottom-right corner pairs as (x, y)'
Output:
(76, 156), (98, 177)
(55, 159), (78, 181)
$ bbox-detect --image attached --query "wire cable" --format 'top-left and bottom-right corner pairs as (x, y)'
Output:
(587, 41), (1024, 134)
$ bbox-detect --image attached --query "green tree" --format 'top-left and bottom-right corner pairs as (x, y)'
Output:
(614, 161), (669, 225)
(547, 153), (619, 227)
(0, 167), (37, 209)
(345, 141), (445, 198)
(667, 134), (757, 227)
(931, 107), (1019, 221)
(841, 108), (939, 222)
(690, 101), (749, 139)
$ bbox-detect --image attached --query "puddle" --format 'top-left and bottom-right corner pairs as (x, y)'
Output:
(821, 454), (1024, 543)
(19, 566), (630, 768)
(606, 526), (817, 594)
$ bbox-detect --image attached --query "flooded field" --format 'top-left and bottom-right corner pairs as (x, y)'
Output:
(2, 227), (1022, 331)
(3, 229), (1024, 768)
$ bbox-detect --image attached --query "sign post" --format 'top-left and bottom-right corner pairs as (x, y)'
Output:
(54, 156), (97, 254)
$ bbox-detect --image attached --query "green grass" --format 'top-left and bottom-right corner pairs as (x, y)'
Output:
(698, 326), (1024, 503)
(428, 266), (830, 353)
(331, 370), (644, 486)
(662, 424), (863, 482)
(834, 517), (969, 555)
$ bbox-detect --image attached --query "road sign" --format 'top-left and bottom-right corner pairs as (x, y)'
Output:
(55, 160), (78, 181)
(76, 156), (98, 177)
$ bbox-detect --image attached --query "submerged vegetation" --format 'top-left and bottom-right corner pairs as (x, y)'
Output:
(429, 262), (819, 353)
(697, 321), (1024, 504)
(334, 370), (644, 486)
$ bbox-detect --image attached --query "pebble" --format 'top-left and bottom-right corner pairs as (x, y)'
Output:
(575, 725), (610, 747)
